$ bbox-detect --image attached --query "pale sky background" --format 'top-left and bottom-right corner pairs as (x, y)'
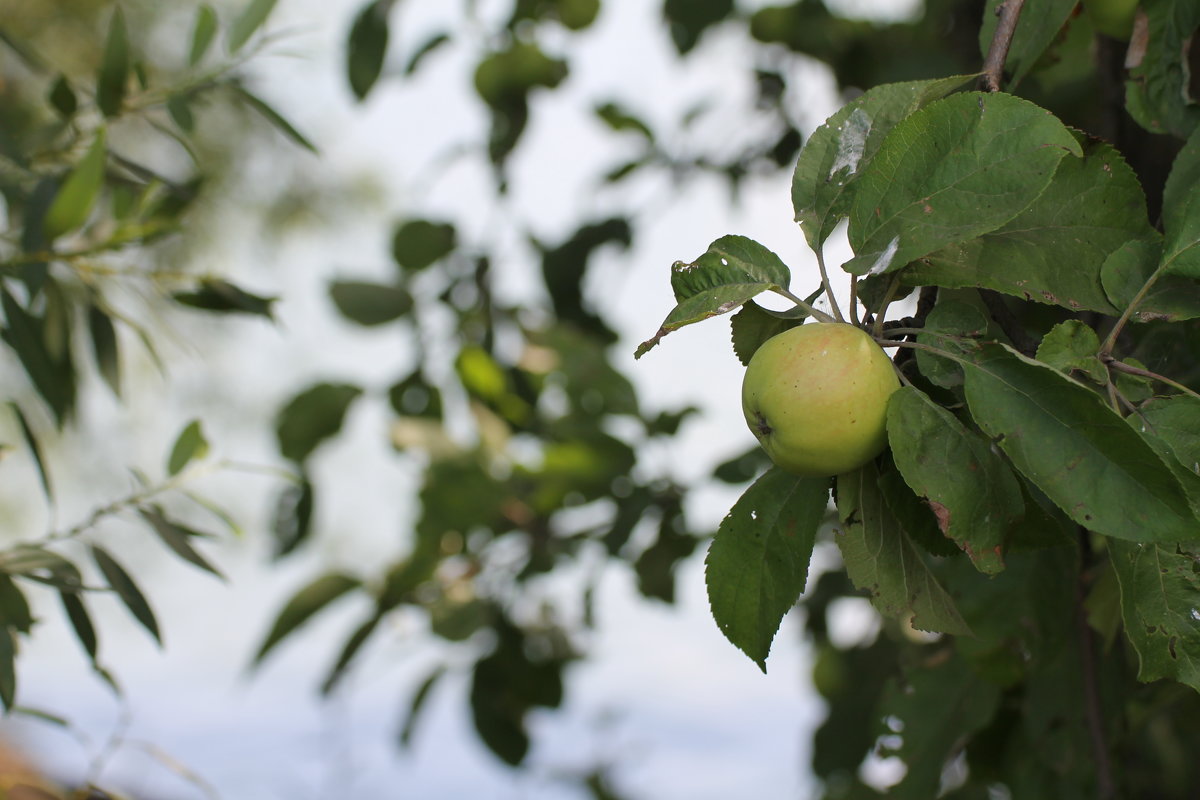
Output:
(1, 0), (916, 797)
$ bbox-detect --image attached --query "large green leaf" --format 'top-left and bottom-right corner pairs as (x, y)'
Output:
(886, 387), (1023, 574)
(905, 136), (1147, 313)
(1109, 540), (1200, 692)
(1159, 123), (1200, 279)
(636, 235), (792, 358)
(253, 572), (361, 665)
(1101, 238), (1200, 323)
(704, 467), (828, 671)
(792, 74), (975, 249)
(845, 92), (1081, 276)
(961, 344), (1199, 541)
(836, 462), (971, 635)
(275, 382), (363, 463)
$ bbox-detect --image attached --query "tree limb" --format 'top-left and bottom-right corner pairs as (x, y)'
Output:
(979, 0), (1028, 92)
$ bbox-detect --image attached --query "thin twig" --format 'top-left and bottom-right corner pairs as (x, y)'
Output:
(814, 247), (845, 322)
(776, 288), (838, 323)
(980, 0), (1029, 92)
(1075, 530), (1116, 800)
(1103, 356), (1200, 400)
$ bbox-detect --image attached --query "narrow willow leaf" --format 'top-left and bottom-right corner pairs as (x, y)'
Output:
(792, 74), (975, 249)
(0, 575), (33, 634)
(271, 475), (313, 558)
(399, 666), (446, 746)
(233, 85), (318, 153)
(321, 613), (380, 695)
(0, 546), (82, 590)
(705, 467), (828, 671)
(167, 419), (209, 476)
(228, 0), (279, 53)
(347, 0), (391, 101)
(886, 387), (1023, 574)
(846, 92), (1081, 276)
(1108, 540), (1200, 692)
(0, 629), (15, 710)
(637, 235), (793, 358)
(9, 403), (51, 501)
(44, 130), (107, 240)
(87, 303), (120, 396)
(836, 463), (971, 635)
(96, 9), (129, 117)
(189, 5), (218, 66)
(60, 590), (98, 660)
(961, 343), (1198, 541)
(404, 32), (450, 75)
(254, 573), (361, 665)
(90, 545), (161, 646)
(906, 136), (1148, 313)
(138, 507), (225, 579)
(173, 278), (276, 318)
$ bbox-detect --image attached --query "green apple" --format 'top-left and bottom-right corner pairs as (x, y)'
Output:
(1082, 0), (1137, 40)
(741, 322), (900, 477)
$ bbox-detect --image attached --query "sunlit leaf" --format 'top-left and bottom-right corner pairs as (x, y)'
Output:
(706, 467), (828, 671)
(253, 572), (361, 665)
(91, 545), (161, 646)
(189, 5), (218, 66)
(167, 419), (208, 476)
(44, 129), (107, 241)
(228, 0), (279, 53)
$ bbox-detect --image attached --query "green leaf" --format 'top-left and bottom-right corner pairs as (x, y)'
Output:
(87, 302), (120, 396)
(792, 74), (975, 249)
(904, 135), (1146, 313)
(271, 475), (314, 558)
(391, 219), (456, 272)
(594, 102), (653, 139)
(0, 546), (84, 590)
(90, 545), (161, 646)
(399, 665), (445, 747)
(836, 461), (971, 635)
(229, 0), (279, 53)
(976, 0), (1077, 88)
(173, 278), (276, 318)
(729, 296), (815, 366)
(961, 343), (1198, 542)
(60, 589), (97, 660)
(1159, 124), (1200, 279)
(347, 0), (391, 101)
(662, 0), (733, 54)
(189, 4), (218, 66)
(1108, 540), (1200, 692)
(404, 31), (450, 75)
(138, 506), (225, 579)
(329, 280), (412, 326)
(233, 85), (318, 153)
(320, 613), (380, 695)
(913, 298), (988, 389)
(166, 93), (195, 133)
(1035, 320), (1107, 383)
(275, 382), (363, 463)
(96, 8), (129, 117)
(886, 387), (1023, 574)
(1124, 0), (1200, 138)
(48, 75), (77, 117)
(1, 286), (76, 426)
(167, 419), (209, 476)
(44, 129), (107, 240)
(845, 92), (1081, 276)
(636, 235), (792, 358)
(9, 403), (51, 501)
(705, 468), (829, 671)
(253, 572), (361, 665)
(0, 575), (33, 634)
(0, 629), (15, 711)
(1101, 238), (1200, 323)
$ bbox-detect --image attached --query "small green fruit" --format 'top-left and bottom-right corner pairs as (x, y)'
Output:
(1082, 0), (1137, 40)
(741, 322), (900, 477)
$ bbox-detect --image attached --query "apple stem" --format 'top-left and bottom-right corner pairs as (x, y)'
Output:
(813, 247), (846, 322)
(870, 274), (903, 338)
(848, 276), (861, 327)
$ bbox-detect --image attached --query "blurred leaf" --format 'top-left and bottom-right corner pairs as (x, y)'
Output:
(189, 4), (218, 65)
(1, 286), (76, 426)
(167, 419), (208, 476)
(271, 475), (314, 558)
(887, 386), (1023, 574)
(846, 93), (1081, 276)
(88, 302), (121, 396)
(329, 280), (412, 326)
(539, 218), (631, 338)
(662, 0), (734, 54)
(232, 85), (318, 153)
(60, 590), (97, 661)
(90, 545), (161, 646)
(348, 0), (391, 101)
(712, 445), (770, 484)
(635, 500), (697, 603)
(1036, 320), (1106, 382)
(0, 629), (15, 711)
(636, 235), (792, 358)
(399, 666), (445, 747)
(96, 8), (129, 117)
(961, 343), (1198, 542)
(48, 75), (76, 117)
(392, 219), (456, 272)
(138, 506), (225, 580)
(594, 102), (652, 139)
(44, 129), (107, 241)
(837, 461), (971, 635)
(389, 372), (443, 418)
(254, 572), (361, 665)
(167, 93), (195, 133)
(473, 41), (567, 108)
(321, 613), (380, 695)
(706, 467), (828, 671)
(173, 278), (276, 318)
(229, 0), (279, 53)
(275, 383), (363, 463)
(9, 403), (51, 501)
(0, 575), (32, 634)
(0, 546), (83, 590)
